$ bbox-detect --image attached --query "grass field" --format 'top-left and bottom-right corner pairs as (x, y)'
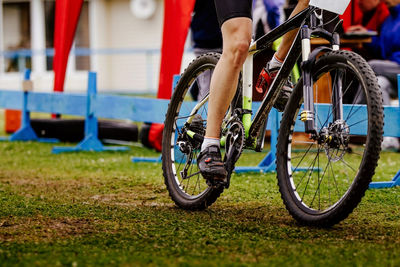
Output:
(0, 134), (399, 266)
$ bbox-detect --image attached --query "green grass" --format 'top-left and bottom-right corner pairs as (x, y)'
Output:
(0, 139), (399, 266)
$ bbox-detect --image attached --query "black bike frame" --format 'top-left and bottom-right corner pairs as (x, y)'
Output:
(247, 5), (331, 139)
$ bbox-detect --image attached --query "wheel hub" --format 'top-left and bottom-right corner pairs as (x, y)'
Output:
(320, 120), (350, 162)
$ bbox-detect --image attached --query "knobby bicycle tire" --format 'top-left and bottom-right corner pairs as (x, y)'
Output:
(277, 50), (384, 227)
(162, 53), (241, 210)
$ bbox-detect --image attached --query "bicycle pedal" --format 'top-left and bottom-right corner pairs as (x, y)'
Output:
(205, 176), (229, 188)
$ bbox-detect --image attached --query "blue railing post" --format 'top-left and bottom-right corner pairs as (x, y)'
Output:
(52, 72), (129, 153)
(9, 69), (39, 141)
(235, 109), (280, 173)
(369, 74), (400, 189)
(84, 72), (100, 143)
(131, 74), (181, 163)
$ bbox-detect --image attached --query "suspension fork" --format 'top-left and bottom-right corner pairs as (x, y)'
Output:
(300, 25), (316, 135)
(331, 31), (344, 122)
(300, 25), (342, 135)
(332, 69), (344, 122)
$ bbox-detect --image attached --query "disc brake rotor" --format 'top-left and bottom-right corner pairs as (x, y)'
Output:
(322, 120), (350, 162)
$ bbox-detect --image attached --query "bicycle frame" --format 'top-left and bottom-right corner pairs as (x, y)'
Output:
(240, 5), (341, 146)
(163, 0), (382, 224)
(183, 6), (345, 150)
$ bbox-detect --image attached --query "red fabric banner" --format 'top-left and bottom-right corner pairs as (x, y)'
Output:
(340, 0), (363, 32)
(53, 0), (83, 92)
(157, 0), (196, 99)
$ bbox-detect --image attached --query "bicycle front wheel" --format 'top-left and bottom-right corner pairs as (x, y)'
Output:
(277, 50), (384, 227)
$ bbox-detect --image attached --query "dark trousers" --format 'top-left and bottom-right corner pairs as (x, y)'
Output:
(354, 60), (400, 105)
(369, 60), (400, 105)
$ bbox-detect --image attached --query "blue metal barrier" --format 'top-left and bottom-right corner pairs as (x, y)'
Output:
(233, 76), (400, 190)
(0, 71), (170, 153)
(234, 106), (280, 174)
(52, 72), (130, 153)
(237, 103), (400, 189)
(369, 74), (400, 188)
(131, 75), (182, 163)
(0, 70), (58, 143)
(128, 72), (400, 190)
(1, 69), (398, 188)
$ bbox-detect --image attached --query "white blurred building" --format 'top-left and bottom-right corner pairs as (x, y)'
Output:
(0, 0), (194, 94)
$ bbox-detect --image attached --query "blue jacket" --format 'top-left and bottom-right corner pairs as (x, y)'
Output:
(369, 4), (400, 64)
(253, 0), (284, 29)
(263, 0), (284, 29)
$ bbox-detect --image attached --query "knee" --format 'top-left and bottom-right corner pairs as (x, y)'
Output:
(223, 39), (250, 69)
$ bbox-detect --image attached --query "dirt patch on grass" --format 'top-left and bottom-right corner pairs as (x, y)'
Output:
(89, 192), (174, 208)
(0, 176), (98, 198)
(0, 216), (103, 242)
(0, 176), (168, 204)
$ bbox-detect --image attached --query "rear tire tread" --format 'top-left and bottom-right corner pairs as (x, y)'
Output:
(162, 53), (225, 210)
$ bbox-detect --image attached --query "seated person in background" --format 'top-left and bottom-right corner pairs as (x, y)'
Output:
(366, 0), (400, 106)
(253, 0), (285, 39)
(190, 0), (223, 101)
(190, 0), (222, 57)
(342, 0), (389, 59)
(343, 0), (389, 33)
(359, 0), (400, 150)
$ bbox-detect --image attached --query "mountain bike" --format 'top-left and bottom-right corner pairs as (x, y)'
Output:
(162, 0), (384, 227)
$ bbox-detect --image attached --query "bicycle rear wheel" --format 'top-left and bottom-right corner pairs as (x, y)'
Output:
(162, 53), (241, 210)
(277, 50), (384, 227)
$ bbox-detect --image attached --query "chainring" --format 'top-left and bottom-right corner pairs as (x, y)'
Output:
(224, 119), (245, 166)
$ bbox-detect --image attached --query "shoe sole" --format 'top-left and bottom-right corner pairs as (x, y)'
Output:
(201, 171), (228, 186)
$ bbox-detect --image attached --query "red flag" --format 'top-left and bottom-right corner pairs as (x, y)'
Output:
(157, 0), (196, 99)
(53, 0), (83, 92)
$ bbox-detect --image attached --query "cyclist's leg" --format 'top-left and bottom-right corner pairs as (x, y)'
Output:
(198, 0), (252, 182)
(275, 0), (310, 61)
(205, 18), (252, 139)
(256, 0), (310, 111)
(198, 18), (252, 182)
(204, 0), (252, 140)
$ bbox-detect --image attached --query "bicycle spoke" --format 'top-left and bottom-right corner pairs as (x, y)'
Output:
(299, 146), (321, 200)
(342, 79), (354, 99)
(347, 119), (368, 128)
(293, 140), (316, 145)
(293, 142), (315, 172)
(190, 160), (197, 195)
(319, 147), (324, 206)
(194, 152), (202, 193)
(176, 154), (185, 183)
(346, 103), (364, 119)
(340, 158), (357, 173)
(328, 159), (341, 199)
(345, 85), (364, 121)
(350, 150), (363, 157)
(310, 156), (330, 208)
